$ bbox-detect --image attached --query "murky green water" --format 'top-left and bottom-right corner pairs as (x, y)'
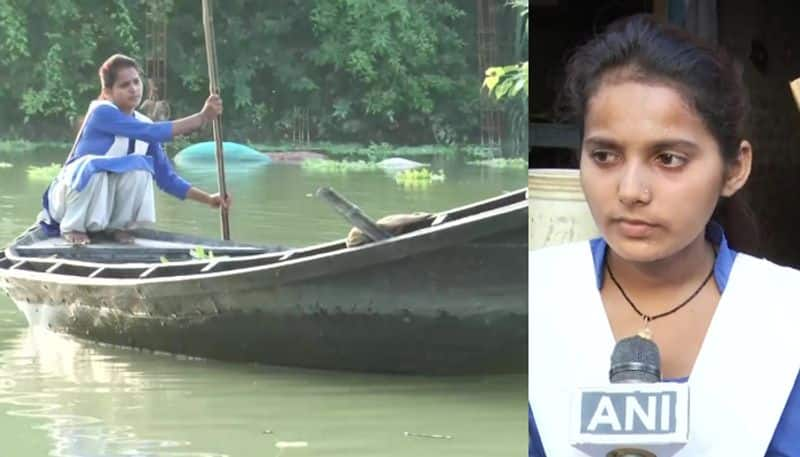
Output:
(0, 147), (526, 456)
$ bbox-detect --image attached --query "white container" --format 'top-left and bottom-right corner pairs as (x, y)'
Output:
(528, 168), (599, 250)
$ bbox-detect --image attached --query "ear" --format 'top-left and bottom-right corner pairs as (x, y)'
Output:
(721, 140), (752, 197)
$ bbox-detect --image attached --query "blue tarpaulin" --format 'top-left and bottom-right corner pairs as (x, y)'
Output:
(174, 142), (271, 168)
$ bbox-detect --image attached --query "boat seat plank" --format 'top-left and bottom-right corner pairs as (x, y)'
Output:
(20, 237), (269, 251)
(139, 265), (159, 278)
(431, 214), (448, 226)
(93, 267), (150, 279)
(14, 237), (280, 264)
(146, 263), (207, 277)
(8, 260), (52, 273)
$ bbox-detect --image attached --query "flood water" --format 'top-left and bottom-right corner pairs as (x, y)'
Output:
(0, 147), (526, 456)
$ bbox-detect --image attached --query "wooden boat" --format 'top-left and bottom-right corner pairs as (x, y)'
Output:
(0, 189), (527, 374)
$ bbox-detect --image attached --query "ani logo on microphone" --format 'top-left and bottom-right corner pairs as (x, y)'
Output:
(582, 391), (676, 434)
(570, 383), (689, 449)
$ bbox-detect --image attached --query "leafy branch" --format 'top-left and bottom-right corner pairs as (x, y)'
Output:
(483, 0), (528, 101)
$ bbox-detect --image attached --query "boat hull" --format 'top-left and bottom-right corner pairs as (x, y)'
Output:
(0, 192), (528, 374)
(3, 232), (526, 375)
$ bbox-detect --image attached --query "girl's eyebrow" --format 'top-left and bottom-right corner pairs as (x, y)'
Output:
(583, 136), (622, 149)
(583, 136), (700, 152)
(650, 139), (700, 152)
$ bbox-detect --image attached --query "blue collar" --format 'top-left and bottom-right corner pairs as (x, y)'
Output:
(589, 221), (737, 293)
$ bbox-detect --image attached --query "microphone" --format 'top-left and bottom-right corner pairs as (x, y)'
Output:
(570, 335), (689, 457)
(609, 335), (661, 383)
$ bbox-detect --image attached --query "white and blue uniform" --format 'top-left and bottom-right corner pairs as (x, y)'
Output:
(39, 101), (191, 235)
(529, 223), (800, 456)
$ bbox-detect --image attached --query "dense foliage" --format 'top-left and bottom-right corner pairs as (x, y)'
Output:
(483, 0), (528, 100)
(0, 0), (523, 153)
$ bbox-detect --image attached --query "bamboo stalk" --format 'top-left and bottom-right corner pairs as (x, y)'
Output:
(201, 0), (230, 240)
(791, 77), (800, 113)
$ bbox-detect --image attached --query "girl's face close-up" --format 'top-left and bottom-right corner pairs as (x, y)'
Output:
(105, 66), (142, 114)
(580, 78), (739, 263)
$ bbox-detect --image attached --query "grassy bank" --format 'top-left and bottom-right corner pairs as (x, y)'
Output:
(0, 140), (71, 160)
(1, 139), (515, 164)
(247, 142), (503, 161)
(467, 157), (528, 169)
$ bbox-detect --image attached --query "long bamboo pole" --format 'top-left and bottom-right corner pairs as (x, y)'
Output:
(791, 77), (800, 113)
(201, 0), (230, 240)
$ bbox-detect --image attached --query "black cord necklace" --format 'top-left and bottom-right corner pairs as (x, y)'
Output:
(606, 252), (716, 324)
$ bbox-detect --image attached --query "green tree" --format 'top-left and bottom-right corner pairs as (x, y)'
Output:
(0, 0), (142, 137)
(309, 0), (478, 142)
(483, 0), (529, 156)
(483, 0), (528, 100)
(0, 0), (519, 149)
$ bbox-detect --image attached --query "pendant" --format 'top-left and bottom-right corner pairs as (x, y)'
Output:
(637, 316), (653, 340)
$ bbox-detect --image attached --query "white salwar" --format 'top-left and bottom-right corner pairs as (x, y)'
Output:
(47, 167), (155, 233)
(529, 242), (800, 456)
(44, 101), (158, 234)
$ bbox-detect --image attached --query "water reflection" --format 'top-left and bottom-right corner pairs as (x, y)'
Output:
(0, 323), (227, 457)
(0, 311), (525, 456)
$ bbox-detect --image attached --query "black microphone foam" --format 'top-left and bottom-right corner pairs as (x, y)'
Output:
(609, 335), (661, 383)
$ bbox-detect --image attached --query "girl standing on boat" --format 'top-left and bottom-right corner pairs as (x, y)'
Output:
(38, 53), (230, 245)
(529, 15), (800, 456)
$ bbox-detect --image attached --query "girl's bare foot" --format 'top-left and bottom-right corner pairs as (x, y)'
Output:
(63, 231), (90, 246)
(110, 230), (135, 244)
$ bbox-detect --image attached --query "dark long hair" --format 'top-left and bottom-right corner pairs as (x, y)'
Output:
(557, 14), (758, 254)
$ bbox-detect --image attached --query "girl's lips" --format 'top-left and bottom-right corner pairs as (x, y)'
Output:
(615, 219), (658, 238)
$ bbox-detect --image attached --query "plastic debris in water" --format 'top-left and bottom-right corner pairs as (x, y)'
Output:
(377, 157), (428, 170)
(275, 441), (308, 448)
(404, 431), (453, 440)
